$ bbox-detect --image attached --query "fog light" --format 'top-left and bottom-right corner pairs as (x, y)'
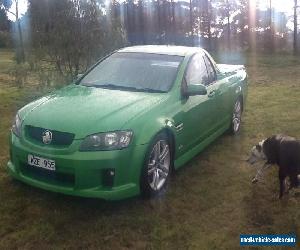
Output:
(102, 168), (115, 187)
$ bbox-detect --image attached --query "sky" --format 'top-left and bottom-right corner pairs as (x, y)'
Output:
(7, 0), (28, 21)
(257, 0), (294, 14)
(7, 0), (296, 22)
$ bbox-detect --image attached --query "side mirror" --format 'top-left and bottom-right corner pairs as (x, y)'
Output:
(186, 83), (207, 96)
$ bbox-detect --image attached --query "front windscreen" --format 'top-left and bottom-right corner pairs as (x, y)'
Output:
(79, 52), (183, 92)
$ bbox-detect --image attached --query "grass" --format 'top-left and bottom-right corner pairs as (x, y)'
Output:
(0, 49), (300, 249)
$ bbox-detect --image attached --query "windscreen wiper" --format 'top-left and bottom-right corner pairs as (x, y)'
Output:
(135, 87), (166, 93)
(85, 84), (166, 93)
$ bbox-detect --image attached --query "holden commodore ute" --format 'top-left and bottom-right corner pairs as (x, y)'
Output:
(7, 45), (247, 200)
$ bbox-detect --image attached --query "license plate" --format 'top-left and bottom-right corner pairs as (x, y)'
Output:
(28, 154), (56, 171)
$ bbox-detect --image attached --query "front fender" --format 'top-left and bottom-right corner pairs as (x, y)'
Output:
(133, 117), (177, 146)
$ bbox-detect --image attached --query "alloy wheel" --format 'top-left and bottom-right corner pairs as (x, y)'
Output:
(232, 100), (242, 133)
(147, 140), (170, 191)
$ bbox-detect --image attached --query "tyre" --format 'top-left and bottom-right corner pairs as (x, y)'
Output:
(230, 98), (242, 134)
(140, 133), (172, 197)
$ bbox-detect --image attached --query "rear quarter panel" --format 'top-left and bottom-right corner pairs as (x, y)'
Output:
(219, 67), (248, 114)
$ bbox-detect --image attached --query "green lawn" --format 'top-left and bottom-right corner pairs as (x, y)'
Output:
(0, 49), (299, 249)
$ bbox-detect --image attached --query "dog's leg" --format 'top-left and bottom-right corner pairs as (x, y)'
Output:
(284, 177), (291, 193)
(289, 172), (298, 189)
(279, 170), (286, 198)
(252, 163), (270, 183)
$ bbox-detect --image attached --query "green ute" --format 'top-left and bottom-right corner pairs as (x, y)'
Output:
(7, 45), (248, 200)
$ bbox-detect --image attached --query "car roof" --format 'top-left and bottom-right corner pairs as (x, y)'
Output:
(118, 45), (204, 57)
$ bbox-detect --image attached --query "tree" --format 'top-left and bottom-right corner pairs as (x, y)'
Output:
(0, 0), (25, 62)
(28, 0), (126, 78)
(211, 0), (237, 50)
(171, 0), (175, 43)
(138, 0), (145, 44)
(189, 0), (193, 45)
(226, 0), (230, 49)
(205, 0), (212, 50)
(268, 0), (275, 52)
(294, 0), (298, 54)
(0, 8), (10, 31)
(191, 0), (215, 50)
(0, 8), (11, 47)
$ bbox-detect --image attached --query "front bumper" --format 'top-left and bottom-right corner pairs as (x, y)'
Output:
(7, 133), (148, 200)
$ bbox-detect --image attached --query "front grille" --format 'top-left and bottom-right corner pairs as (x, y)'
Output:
(26, 125), (75, 146)
(20, 164), (75, 187)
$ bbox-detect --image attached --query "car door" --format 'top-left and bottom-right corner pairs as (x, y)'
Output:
(180, 52), (218, 153)
(203, 54), (232, 129)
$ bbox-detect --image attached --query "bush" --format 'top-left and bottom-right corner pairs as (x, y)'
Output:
(9, 62), (30, 88)
(0, 31), (12, 48)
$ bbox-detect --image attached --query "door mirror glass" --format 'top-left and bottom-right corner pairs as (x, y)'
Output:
(186, 83), (207, 96)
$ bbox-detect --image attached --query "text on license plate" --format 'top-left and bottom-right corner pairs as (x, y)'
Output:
(28, 154), (56, 171)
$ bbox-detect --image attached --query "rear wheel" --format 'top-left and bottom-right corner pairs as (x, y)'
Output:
(140, 133), (171, 197)
(230, 98), (242, 134)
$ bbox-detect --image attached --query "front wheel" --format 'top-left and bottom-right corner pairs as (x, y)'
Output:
(230, 99), (242, 134)
(140, 133), (171, 197)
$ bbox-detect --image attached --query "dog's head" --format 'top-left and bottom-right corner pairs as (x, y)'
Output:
(247, 140), (266, 165)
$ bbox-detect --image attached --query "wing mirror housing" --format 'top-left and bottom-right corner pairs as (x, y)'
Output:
(186, 83), (207, 96)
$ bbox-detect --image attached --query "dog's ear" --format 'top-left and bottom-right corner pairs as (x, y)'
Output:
(263, 136), (279, 164)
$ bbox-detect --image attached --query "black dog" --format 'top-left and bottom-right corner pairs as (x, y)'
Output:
(247, 134), (300, 198)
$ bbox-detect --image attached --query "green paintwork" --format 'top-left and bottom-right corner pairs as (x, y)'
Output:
(186, 83), (207, 96)
(7, 45), (248, 200)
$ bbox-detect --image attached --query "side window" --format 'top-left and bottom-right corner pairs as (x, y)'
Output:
(185, 53), (209, 86)
(203, 55), (217, 84)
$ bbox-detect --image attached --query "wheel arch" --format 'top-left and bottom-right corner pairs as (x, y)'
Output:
(142, 126), (176, 170)
(237, 94), (244, 112)
(139, 126), (176, 197)
(160, 127), (176, 168)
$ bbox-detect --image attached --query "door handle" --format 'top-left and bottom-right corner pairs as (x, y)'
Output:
(208, 90), (216, 98)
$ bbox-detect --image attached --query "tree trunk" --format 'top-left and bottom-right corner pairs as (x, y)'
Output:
(206, 0), (212, 51)
(269, 0), (274, 52)
(189, 0), (193, 45)
(171, 0), (176, 44)
(157, 0), (162, 44)
(294, 0), (298, 54)
(139, 0), (145, 44)
(15, 0), (25, 63)
(227, 0), (230, 50)
(248, 0), (256, 51)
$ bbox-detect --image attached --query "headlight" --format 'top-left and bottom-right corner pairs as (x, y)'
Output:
(12, 113), (22, 137)
(80, 131), (133, 151)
